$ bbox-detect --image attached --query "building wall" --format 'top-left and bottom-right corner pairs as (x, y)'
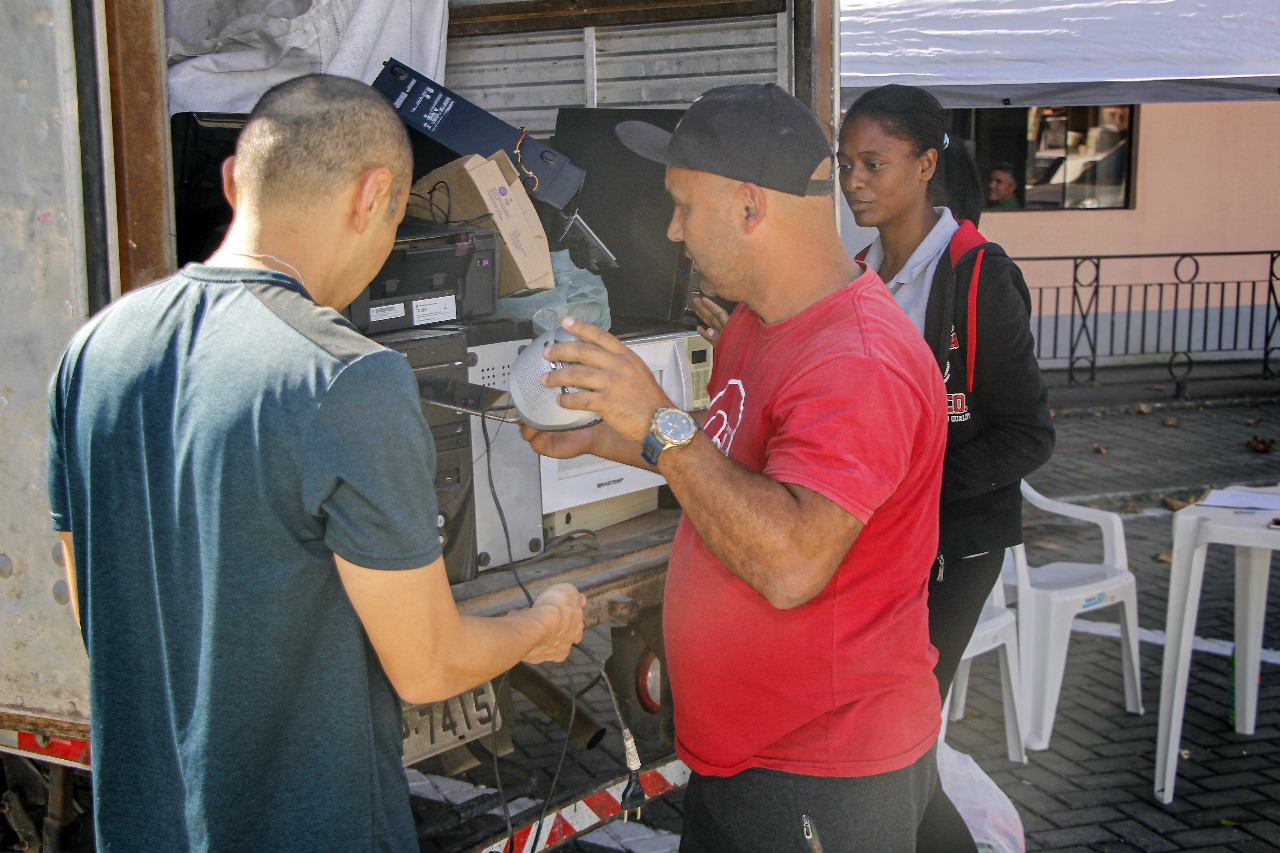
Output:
(979, 101), (1280, 287)
(0, 0), (91, 721)
(969, 101), (1280, 367)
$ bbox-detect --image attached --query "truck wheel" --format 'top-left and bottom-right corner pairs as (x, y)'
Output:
(606, 607), (673, 750)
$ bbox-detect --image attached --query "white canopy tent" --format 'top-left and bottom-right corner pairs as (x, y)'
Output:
(839, 0), (1280, 109)
(166, 0), (448, 114)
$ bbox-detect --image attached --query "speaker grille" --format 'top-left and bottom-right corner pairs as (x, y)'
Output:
(513, 340), (564, 414)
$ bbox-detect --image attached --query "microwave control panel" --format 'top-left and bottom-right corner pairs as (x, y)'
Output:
(683, 335), (714, 411)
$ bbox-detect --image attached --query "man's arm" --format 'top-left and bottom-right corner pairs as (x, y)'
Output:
(522, 409), (711, 471)
(656, 433), (862, 608)
(334, 555), (585, 705)
(535, 318), (862, 609)
(305, 353), (585, 704)
(58, 531), (80, 628)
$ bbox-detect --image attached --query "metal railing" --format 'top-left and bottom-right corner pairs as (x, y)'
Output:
(1017, 250), (1280, 392)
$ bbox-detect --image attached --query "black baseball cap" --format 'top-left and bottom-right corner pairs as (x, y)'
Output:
(615, 83), (833, 197)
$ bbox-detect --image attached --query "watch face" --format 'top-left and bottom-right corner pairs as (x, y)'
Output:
(657, 409), (696, 443)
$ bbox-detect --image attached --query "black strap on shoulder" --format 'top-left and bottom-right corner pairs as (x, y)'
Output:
(936, 256), (957, 375)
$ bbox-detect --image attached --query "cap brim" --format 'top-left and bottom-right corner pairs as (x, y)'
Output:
(615, 121), (678, 166)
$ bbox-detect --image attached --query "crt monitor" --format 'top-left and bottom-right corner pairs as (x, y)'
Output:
(551, 107), (700, 325)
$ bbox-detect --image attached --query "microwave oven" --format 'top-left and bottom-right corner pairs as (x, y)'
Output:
(539, 328), (713, 515)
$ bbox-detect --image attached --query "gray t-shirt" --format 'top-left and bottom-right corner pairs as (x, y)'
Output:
(48, 265), (441, 851)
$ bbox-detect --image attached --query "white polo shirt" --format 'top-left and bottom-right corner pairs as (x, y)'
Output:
(862, 207), (959, 335)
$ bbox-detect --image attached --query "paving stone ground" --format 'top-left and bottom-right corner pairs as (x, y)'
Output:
(945, 395), (1280, 852)
(955, 508), (1280, 852)
(417, 389), (1280, 852)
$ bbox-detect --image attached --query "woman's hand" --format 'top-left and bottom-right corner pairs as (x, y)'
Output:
(692, 295), (729, 345)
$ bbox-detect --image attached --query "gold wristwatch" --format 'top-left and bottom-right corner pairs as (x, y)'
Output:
(641, 407), (697, 465)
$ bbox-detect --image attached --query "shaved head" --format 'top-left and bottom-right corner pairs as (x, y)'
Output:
(233, 74), (411, 213)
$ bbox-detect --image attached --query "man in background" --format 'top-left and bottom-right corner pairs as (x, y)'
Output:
(986, 162), (1022, 209)
(48, 74), (584, 851)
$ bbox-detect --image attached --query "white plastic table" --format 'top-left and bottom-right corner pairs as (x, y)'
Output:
(1154, 492), (1280, 804)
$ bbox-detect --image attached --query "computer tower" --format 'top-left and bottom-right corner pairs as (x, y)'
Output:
(435, 320), (544, 570)
(373, 327), (478, 584)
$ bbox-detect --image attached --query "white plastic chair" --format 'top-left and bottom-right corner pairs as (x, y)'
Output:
(1009, 481), (1145, 750)
(945, 566), (1027, 763)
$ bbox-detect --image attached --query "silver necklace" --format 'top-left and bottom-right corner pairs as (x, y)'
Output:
(227, 251), (305, 288)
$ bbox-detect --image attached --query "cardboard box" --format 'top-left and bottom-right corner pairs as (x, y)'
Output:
(410, 151), (555, 297)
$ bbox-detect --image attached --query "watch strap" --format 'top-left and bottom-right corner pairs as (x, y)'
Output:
(641, 432), (664, 466)
(641, 407), (697, 466)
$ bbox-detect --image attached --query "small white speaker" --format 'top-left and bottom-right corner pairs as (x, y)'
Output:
(508, 327), (603, 432)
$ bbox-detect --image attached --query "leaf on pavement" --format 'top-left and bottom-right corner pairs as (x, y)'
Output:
(1245, 436), (1276, 453)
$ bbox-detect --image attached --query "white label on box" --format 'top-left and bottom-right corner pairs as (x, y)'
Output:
(413, 295), (457, 325)
(484, 187), (514, 225)
(370, 303), (406, 322)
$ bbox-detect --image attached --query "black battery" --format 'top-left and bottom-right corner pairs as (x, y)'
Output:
(372, 58), (586, 214)
(347, 217), (500, 334)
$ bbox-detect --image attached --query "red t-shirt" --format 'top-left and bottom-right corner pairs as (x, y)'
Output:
(665, 266), (946, 778)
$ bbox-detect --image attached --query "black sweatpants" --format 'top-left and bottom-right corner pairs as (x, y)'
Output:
(916, 549), (1008, 853)
(680, 745), (937, 853)
(928, 550), (1008, 699)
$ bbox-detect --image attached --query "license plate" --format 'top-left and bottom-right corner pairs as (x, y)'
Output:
(401, 682), (501, 765)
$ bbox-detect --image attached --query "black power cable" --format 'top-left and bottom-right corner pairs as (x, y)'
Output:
(409, 179), (503, 231)
(477, 403), (647, 850)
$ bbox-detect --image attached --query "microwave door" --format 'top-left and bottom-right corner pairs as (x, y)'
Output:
(631, 339), (694, 411)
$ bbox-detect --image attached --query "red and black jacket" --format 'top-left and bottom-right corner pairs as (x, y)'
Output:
(867, 221), (1055, 558)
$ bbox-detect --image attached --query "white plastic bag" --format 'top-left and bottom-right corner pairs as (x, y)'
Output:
(937, 742), (1025, 853)
(491, 250), (612, 334)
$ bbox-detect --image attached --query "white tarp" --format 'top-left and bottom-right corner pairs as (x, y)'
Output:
(167, 0), (448, 114)
(840, 0), (1280, 108)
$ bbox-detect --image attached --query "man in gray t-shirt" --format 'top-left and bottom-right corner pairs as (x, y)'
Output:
(47, 74), (585, 851)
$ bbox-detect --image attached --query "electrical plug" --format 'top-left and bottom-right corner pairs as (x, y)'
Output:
(620, 770), (645, 822)
(619, 728), (644, 822)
